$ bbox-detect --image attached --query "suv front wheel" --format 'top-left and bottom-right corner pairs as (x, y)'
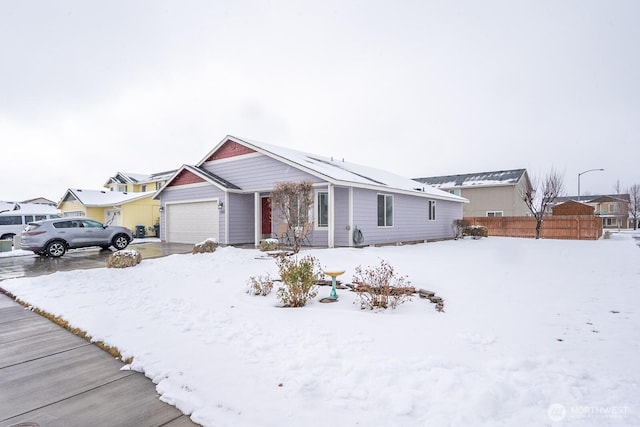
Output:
(46, 241), (67, 257)
(112, 234), (130, 250)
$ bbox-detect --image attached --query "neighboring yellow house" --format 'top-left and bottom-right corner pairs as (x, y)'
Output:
(58, 189), (160, 238)
(104, 171), (175, 193)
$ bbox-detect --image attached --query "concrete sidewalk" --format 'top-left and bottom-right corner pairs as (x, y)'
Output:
(0, 294), (198, 427)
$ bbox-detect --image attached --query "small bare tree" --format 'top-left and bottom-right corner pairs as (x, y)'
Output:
(270, 181), (314, 253)
(613, 179), (623, 195)
(521, 168), (565, 239)
(628, 183), (640, 230)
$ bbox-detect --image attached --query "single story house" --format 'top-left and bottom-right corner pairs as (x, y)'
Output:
(154, 135), (467, 247)
(58, 189), (160, 236)
(413, 169), (532, 217)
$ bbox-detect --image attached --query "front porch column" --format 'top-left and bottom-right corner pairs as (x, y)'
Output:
(328, 184), (335, 248)
(348, 187), (354, 247)
(254, 192), (261, 247)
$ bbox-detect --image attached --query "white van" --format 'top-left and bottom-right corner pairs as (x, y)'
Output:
(0, 202), (61, 240)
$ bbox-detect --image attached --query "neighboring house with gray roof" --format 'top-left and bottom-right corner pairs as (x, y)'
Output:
(551, 194), (630, 229)
(154, 135), (466, 247)
(414, 169), (532, 217)
(104, 170), (176, 193)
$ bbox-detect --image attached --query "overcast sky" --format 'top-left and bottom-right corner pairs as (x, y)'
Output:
(1, 0), (638, 203)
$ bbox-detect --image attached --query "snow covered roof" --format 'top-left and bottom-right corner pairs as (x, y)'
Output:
(105, 170), (177, 186)
(198, 135), (465, 202)
(61, 189), (157, 207)
(414, 169), (527, 189)
(190, 166), (241, 190)
(0, 202), (60, 215)
(554, 194), (630, 204)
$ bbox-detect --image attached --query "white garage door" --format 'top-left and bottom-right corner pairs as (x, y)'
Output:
(166, 200), (219, 244)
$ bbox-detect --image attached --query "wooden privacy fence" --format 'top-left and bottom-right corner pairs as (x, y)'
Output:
(464, 216), (603, 240)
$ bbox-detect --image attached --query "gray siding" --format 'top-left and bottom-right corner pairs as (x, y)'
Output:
(160, 153), (464, 246)
(159, 185), (226, 242)
(203, 154), (322, 190)
(227, 193), (255, 244)
(352, 188), (462, 245)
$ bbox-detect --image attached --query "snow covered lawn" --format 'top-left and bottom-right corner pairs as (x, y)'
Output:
(2, 234), (639, 426)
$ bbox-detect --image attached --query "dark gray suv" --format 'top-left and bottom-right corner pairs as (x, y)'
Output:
(21, 217), (133, 257)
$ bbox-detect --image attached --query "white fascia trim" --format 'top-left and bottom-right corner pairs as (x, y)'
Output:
(165, 197), (221, 206)
(200, 151), (262, 166)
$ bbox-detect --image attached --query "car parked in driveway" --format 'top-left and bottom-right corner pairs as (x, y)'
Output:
(21, 217), (133, 257)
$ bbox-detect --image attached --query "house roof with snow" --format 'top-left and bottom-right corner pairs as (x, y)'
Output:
(554, 194), (631, 204)
(413, 168), (528, 189)
(0, 202), (60, 215)
(59, 189), (158, 208)
(183, 135), (466, 203)
(104, 170), (176, 187)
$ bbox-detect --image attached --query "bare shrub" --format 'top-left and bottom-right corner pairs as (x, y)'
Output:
(352, 259), (412, 309)
(107, 250), (142, 268)
(270, 181), (314, 253)
(453, 219), (470, 239)
(276, 254), (321, 307)
(247, 274), (274, 296)
(193, 238), (218, 254)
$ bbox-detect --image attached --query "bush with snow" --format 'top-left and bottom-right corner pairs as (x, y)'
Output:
(192, 237), (219, 254)
(453, 219), (470, 239)
(464, 225), (488, 239)
(246, 274), (274, 296)
(276, 254), (321, 307)
(259, 238), (279, 252)
(352, 259), (412, 309)
(107, 249), (142, 268)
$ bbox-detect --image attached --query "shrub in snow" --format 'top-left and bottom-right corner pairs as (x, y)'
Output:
(259, 238), (280, 252)
(107, 249), (142, 268)
(276, 254), (321, 307)
(452, 219), (470, 239)
(192, 238), (219, 254)
(352, 259), (412, 310)
(247, 274), (274, 296)
(464, 225), (488, 239)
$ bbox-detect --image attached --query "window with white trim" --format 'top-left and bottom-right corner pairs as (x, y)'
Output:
(317, 191), (328, 228)
(428, 200), (436, 221)
(117, 184), (127, 192)
(487, 211), (503, 217)
(377, 194), (393, 227)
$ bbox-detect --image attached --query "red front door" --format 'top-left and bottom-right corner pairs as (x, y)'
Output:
(261, 197), (272, 236)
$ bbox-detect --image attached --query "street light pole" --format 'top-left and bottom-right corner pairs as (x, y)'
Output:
(577, 168), (605, 202)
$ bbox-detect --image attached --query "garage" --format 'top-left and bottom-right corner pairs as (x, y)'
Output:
(166, 200), (219, 244)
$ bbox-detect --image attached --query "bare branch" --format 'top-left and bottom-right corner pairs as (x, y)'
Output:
(520, 168), (565, 238)
(270, 181), (314, 253)
(628, 183), (640, 230)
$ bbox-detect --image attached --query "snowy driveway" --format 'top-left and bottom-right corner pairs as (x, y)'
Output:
(0, 241), (193, 281)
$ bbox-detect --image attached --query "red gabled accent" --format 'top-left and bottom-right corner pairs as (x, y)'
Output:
(168, 169), (205, 187)
(205, 140), (256, 162)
